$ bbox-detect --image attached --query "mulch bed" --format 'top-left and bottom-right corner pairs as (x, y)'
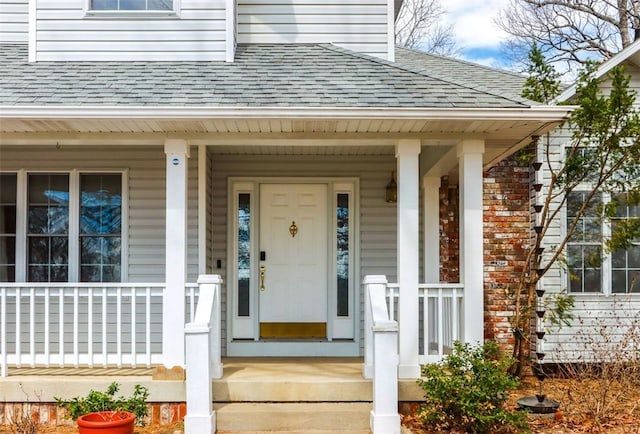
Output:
(402, 376), (640, 433)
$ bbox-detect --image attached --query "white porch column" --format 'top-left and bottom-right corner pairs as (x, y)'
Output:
(423, 176), (441, 284)
(396, 139), (421, 379)
(198, 145), (207, 275)
(457, 140), (485, 345)
(164, 139), (190, 367)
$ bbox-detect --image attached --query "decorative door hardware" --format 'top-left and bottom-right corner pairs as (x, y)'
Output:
(289, 221), (298, 238)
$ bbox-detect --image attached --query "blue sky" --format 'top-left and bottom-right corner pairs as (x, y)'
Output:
(442, 0), (510, 67)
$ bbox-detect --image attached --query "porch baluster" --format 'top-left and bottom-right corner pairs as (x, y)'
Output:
(101, 286), (108, 367)
(145, 286), (151, 367)
(116, 286), (122, 368)
(88, 287), (94, 367)
(29, 287), (35, 367)
(16, 288), (21, 367)
(73, 286), (79, 367)
(130, 287), (136, 368)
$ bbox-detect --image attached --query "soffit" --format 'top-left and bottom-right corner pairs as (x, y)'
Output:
(0, 117), (552, 140)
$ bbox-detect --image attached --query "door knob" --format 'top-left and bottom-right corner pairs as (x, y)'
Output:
(260, 265), (266, 291)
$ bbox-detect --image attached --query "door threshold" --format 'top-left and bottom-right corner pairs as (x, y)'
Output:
(227, 340), (359, 357)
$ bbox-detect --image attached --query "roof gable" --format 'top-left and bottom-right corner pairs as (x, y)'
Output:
(557, 38), (640, 102)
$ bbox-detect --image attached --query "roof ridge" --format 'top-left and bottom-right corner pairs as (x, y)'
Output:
(318, 44), (530, 107)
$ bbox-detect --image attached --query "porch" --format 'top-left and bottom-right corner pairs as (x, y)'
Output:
(0, 276), (458, 432)
(1, 357), (423, 432)
(0, 278), (464, 374)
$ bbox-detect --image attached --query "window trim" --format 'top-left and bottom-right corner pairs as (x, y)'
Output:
(1, 170), (128, 283)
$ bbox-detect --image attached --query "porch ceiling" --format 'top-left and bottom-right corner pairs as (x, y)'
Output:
(0, 112), (566, 170)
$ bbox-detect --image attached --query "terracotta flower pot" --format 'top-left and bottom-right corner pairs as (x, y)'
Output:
(77, 411), (135, 434)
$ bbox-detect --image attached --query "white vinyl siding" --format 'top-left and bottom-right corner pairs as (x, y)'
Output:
(211, 154), (397, 355)
(34, 0), (227, 61)
(544, 296), (640, 363)
(0, 146), (201, 283)
(0, 0), (28, 43)
(542, 60), (640, 362)
(237, 0), (391, 59)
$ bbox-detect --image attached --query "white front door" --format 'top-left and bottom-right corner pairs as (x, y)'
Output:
(259, 184), (328, 338)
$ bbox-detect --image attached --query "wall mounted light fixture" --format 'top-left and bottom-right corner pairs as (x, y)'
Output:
(385, 171), (397, 203)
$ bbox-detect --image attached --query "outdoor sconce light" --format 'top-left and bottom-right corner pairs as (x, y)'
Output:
(385, 172), (397, 203)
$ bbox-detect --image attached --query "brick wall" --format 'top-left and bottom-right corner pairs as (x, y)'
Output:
(439, 176), (459, 283)
(439, 156), (532, 350)
(482, 157), (532, 348)
(0, 402), (186, 426)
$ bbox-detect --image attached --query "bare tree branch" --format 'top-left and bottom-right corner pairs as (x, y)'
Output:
(395, 0), (459, 56)
(496, 0), (640, 74)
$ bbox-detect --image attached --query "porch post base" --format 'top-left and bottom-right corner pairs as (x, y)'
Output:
(363, 364), (373, 379)
(398, 364), (421, 379)
(370, 410), (401, 434)
(184, 413), (215, 434)
(212, 362), (223, 379)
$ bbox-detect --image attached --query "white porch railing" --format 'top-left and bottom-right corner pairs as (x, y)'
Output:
(386, 282), (464, 364)
(363, 275), (400, 434)
(0, 282), (199, 377)
(184, 274), (223, 434)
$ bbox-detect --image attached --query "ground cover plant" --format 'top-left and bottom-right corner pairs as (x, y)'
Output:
(416, 340), (528, 433)
(54, 382), (149, 426)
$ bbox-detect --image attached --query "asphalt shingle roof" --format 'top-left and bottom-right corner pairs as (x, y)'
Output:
(394, 47), (531, 105)
(0, 43), (531, 108)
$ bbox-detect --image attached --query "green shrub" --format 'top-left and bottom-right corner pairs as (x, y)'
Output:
(417, 340), (528, 433)
(55, 382), (149, 426)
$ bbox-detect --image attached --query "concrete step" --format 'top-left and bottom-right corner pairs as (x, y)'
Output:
(214, 402), (371, 433)
(213, 358), (372, 402)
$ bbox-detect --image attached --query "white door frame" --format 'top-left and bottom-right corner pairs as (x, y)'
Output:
(226, 177), (360, 357)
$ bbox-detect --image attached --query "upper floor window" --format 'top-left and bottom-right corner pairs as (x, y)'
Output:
(567, 191), (639, 294)
(0, 172), (124, 283)
(91, 0), (172, 11)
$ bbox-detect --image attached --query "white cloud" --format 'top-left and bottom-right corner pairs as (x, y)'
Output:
(443, 0), (510, 50)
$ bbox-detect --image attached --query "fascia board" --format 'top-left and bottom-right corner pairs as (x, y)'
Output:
(557, 38), (640, 102)
(0, 106), (575, 121)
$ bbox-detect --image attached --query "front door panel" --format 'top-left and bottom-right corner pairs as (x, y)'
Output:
(259, 184), (327, 338)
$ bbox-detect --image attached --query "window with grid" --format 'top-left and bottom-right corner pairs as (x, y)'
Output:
(27, 174), (70, 282)
(0, 173), (17, 281)
(566, 191), (602, 293)
(0, 172), (123, 283)
(80, 174), (122, 282)
(611, 193), (640, 294)
(91, 0), (172, 11)
(567, 191), (639, 294)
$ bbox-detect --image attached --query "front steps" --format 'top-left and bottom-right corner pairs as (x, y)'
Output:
(215, 402), (371, 433)
(212, 358), (372, 433)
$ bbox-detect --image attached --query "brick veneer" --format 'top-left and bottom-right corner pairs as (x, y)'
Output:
(483, 157), (532, 347)
(439, 156), (532, 350)
(0, 402), (186, 427)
